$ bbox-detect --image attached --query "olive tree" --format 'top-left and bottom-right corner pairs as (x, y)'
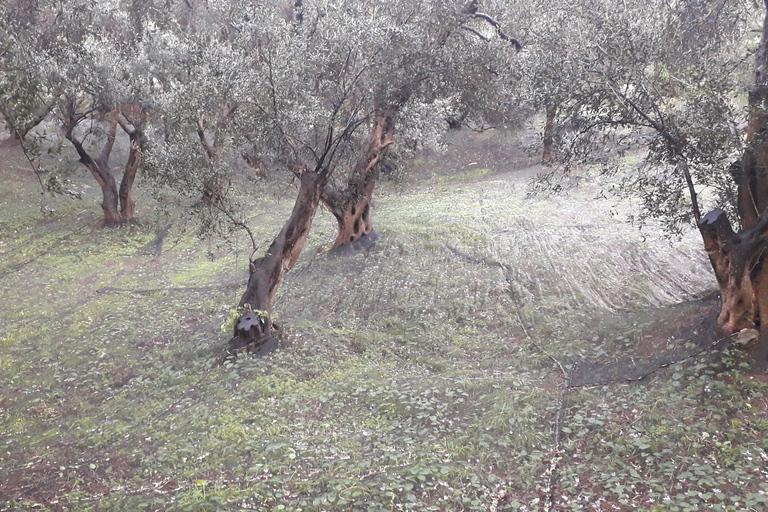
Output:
(0, 0), (168, 225)
(512, 0), (768, 363)
(146, 0), (521, 350)
(318, 0), (521, 250)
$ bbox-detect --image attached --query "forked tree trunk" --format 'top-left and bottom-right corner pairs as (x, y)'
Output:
(697, 1), (768, 365)
(65, 113), (122, 226)
(542, 102), (557, 166)
(231, 170), (327, 350)
(321, 108), (397, 250)
(117, 107), (146, 222)
(66, 109), (144, 226)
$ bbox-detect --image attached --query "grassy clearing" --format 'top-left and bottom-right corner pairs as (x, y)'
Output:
(1, 132), (768, 512)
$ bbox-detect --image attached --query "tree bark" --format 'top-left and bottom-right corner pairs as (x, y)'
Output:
(65, 112), (122, 226)
(542, 102), (557, 165)
(231, 169), (328, 351)
(117, 107), (146, 222)
(698, 210), (761, 334)
(321, 107), (397, 250)
(698, 3), (768, 366)
(64, 107), (145, 226)
(119, 134), (140, 221)
(321, 171), (376, 249)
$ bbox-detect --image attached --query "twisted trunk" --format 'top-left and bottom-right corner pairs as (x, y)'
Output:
(698, 210), (768, 333)
(698, 2), (768, 366)
(65, 113), (122, 226)
(231, 170), (327, 351)
(321, 107), (398, 250)
(321, 171), (376, 249)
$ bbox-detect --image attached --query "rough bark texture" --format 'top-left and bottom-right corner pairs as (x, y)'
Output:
(65, 108), (145, 225)
(698, 210), (758, 333)
(697, 2), (768, 365)
(321, 172), (376, 249)
(231, 170), (327, 351)
(321, 107), (398, 250)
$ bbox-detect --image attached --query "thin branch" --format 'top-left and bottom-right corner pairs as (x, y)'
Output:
(472, 11), (522, 51)
(5, 117), (50, 214)
(117, 111), (136, 135)
(196, 182), (259, 259)
(196, 117), (216, 161)
(460, 25), (489, 42)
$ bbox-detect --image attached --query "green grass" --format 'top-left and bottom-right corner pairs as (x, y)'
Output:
(2, 133), (768, 512)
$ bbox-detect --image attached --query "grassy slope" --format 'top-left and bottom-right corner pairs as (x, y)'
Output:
(1, 131), (768, 512)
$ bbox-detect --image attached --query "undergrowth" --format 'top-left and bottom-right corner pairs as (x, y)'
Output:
(1, 134), (767, 512)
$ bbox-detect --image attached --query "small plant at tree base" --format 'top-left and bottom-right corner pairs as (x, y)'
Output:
(221, 305), (271, 333)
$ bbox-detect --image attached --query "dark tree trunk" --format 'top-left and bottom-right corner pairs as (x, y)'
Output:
(231, 170), (328, 351)
(321, 173), (376, 249)
(698, 2), (768, 366)
(321, 107), (397, 250)
(64, 107), (145, 226)
(119, 136), (140, 221)
(117, 107), (146, 222)
(542, 102), (557, 166)
(65, 112), (122, 226)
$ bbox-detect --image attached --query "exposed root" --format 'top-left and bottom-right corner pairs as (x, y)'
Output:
(228, 330), (280, 356)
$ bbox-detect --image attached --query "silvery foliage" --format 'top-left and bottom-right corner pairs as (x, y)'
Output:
(509, 0), (756, 236)
(0, 1), (170, 171)
(145, 0), (517, 233)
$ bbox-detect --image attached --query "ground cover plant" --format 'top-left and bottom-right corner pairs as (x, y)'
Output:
(2, 128), (768, 511)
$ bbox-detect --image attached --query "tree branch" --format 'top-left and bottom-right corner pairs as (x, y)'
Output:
(196, 117), (216, 161)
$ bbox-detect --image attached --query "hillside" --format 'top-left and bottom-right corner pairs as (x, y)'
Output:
(2, 132), (768, 512)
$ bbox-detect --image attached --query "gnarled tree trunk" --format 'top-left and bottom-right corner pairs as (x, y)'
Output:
(231, 170), (328, 351)
(65, 108), (145, 226)
(698, 210), (768, 333)
(321, 106), (398, 250)
(65, 111), (122, 226)
(698, 1), (768, 366)
(321, 171), (376, 249)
